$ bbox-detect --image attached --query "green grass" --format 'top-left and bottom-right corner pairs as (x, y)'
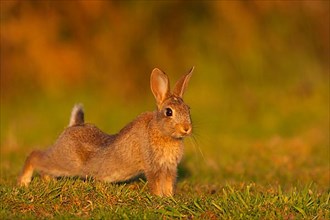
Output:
(0, 179), (328, 219)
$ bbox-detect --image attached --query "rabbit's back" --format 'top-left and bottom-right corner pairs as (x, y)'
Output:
(43, 124), (116, 176)
(60, 124), (115, 148)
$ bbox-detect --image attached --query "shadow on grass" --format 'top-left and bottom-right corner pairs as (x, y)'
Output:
(28, 162), (192, 186)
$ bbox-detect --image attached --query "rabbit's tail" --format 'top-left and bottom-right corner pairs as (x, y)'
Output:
(69, 104), (84, 126)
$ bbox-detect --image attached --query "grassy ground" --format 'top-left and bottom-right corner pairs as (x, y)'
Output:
(1, 178), (328, 219)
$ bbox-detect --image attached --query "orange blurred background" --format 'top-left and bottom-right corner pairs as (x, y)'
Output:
(1, 1), (328, 101)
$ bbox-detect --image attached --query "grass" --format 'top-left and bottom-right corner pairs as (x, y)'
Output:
(1, 178), (329, 219)
(1, 178), (330, 219)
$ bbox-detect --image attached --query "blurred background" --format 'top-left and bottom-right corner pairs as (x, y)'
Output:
(1, 1), (329, 188)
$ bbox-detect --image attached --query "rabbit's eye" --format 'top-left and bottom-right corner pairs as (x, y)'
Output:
(165, 108), (173, 117)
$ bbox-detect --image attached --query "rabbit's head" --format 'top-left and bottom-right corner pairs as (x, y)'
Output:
(150, 67), (193, 139)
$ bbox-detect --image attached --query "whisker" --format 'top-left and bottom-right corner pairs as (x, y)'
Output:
(188, 133), (206, 164)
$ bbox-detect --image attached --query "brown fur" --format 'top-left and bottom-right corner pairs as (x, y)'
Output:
(17, 67), (194, 197)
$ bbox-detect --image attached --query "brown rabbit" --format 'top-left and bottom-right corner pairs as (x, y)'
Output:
(17, 67), (193, 197)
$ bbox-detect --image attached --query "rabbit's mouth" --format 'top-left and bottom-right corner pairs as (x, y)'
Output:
(172, 126), (192, 139)
(172, 133), (191, 140)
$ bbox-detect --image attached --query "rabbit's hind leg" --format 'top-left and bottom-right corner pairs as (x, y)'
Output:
(17, 150), (49, 186)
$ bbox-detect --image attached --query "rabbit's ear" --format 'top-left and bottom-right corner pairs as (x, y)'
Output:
(150, 68), (170, 106)
(173, 66), (194, 98)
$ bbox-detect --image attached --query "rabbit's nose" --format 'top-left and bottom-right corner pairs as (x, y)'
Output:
(182, 125), (192, 135)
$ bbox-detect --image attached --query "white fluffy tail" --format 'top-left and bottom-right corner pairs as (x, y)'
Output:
(69, 104), (84, 126)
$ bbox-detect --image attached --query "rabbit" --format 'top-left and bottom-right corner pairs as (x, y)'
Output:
(17, 67), (193, 197)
